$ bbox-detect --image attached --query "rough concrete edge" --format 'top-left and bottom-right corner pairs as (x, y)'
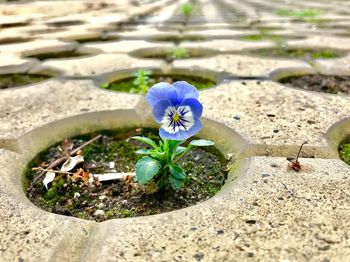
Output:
(325, 116), (350, 158)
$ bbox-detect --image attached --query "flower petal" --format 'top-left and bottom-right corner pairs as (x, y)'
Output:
(179, 98), (203, 118)
(152, 99), (174, 123)
(172, 81), (199, 101)
(146, 82), (179, 106)
(159, 118), (202, 141)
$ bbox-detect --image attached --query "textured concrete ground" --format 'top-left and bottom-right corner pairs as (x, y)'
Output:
(0, 0), (350, 261)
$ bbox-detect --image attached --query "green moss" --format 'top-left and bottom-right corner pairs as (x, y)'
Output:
(101, 74), (216, 94)
(119, 209), (135, 217)
(0, 74), (50, 89)
(43, 177), (66, 205)
(248, 47), (342, 60)
(339, 142), (350, 165)
(153, 35), (207, 43)
(276, 8), (325, 18)
(241, 34), (283, 42)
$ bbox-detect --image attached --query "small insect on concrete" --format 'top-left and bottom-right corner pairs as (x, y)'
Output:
(287, 141), (308, 172)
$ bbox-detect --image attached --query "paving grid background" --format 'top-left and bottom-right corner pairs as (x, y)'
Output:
(0, 0), (350, 261)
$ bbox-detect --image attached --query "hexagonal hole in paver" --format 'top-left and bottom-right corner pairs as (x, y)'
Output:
(26, 50), (93, 61)
(0, 73), (53, 90)
(277, 73), (350, 94)
(244, 47), (346, 61)
(130, 47), (218, 62)
(98, 68), (222, 94)
(150, 34), (208, 43)
(47, 20), (85, 27)
(0, 37), (32, 45)
(236, 34), (305, 42)
(23, 111), (243, 222)
(338, 138), (350, 166)
(76, 35), (120, 44)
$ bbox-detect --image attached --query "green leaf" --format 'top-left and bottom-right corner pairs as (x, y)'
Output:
(189, 139), (215, 147)
(169, 175), (185, 189)
(135, 149), (151, 155)
(168, 140), (183, 152)
(169, 164), (187, 189)
(174, 146), (187, 156)
(132, 136), (158, 149)
(169, 164), (186, 180)
(135, 157), (161, 185)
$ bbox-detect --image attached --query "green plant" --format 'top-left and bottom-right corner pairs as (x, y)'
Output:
(168, 47), (189, 59)
(132, 81), (214, 192)
(181, 3), (193, 19)
(339, 143), (350, 165)
(276, 8), (325, 19)
(131, 69), (152, 94)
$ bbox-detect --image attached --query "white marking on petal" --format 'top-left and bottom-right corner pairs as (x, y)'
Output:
(161, 105), (194, 134)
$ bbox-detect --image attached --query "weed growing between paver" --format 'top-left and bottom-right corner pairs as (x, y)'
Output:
(0, 74), (51, 89)
(247, 47), (343, 60)
(279, 74), (350, 94)
(27, 50), (90, 61)
(338, 141), (350, 165)
(24, 128), (228, 222)
(238, 34), (303, 42)
(101, 73), (216, 94)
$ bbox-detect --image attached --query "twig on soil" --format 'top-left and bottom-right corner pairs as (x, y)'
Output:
(32, 167), (75, 175)
(28, 134), (102, 191)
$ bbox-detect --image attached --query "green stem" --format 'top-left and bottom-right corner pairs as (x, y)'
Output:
(174, 145), (192, 163)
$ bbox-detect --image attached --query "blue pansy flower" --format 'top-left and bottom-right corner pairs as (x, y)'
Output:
(146, 81), (203, 141)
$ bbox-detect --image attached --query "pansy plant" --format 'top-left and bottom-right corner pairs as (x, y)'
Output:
(132, 81), (214, 191)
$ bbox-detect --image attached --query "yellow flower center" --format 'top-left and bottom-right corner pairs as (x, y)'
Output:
(172, 112), (181, 122)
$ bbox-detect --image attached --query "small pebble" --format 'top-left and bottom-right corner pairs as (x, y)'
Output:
(73, 192), (80, 199)
(99, 195), (106, 200)
(233, 115), (241, 120)
(97, 203), (105, 209)
(109, 161), (115, 169)
(261, 173), (270, 178)
(93, 210), (105, 216)
(194, 154), (201, 161)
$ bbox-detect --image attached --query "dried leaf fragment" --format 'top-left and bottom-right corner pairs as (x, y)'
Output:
(61, 155), (84, 172)
(43, 171), (56, 190)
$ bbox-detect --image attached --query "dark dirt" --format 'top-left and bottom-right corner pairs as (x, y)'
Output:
(150, 35), (207, 43)
(27, 50), (90, 61)
(279, 74), (350, 94)
(25, 128), (229, 222)
(135, 48), (214, 62)
(102, 74), (216, 93)
(338, 140), (350, 165)
(0, 74), (51, 89)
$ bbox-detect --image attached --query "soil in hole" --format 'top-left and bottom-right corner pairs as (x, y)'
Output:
(151, 35), (207, 43)
(47, 21), (84, 27)
(76, 36), (119, 44)
(239, 34), (303, 42)
(279, 74), (350, 94)
(0, 74), (51, 89)
(25, 128), (229, 222)
(136, 48), (213, 62)
(0, 38), (31, 45)
(102, 74), (216, 94)
(339, 140), (350, 165)
(247, 47), (343, 60)
(27, 51), (90, 61)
